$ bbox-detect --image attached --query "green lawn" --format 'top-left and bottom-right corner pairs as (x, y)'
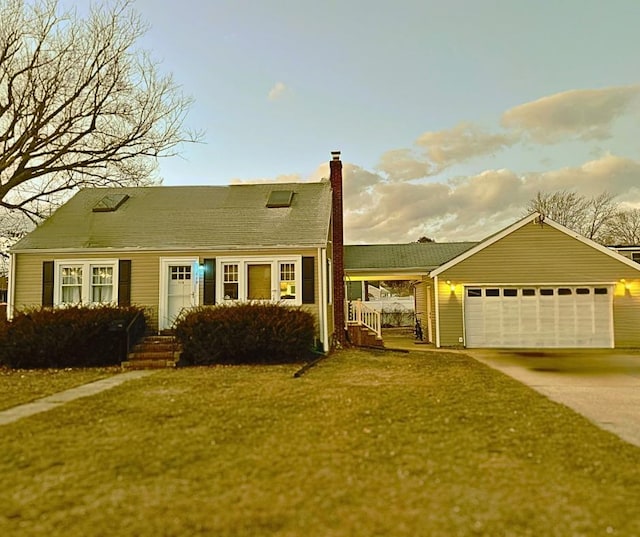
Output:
(0, 367), (120, 410)
(1, 349), (639, 536)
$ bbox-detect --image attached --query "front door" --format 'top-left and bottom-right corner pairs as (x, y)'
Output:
(160, 259), (198, 330)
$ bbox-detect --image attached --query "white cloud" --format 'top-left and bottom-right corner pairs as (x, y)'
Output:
(501, 85), (640, 143)
(267, 81), (288, 101)
(377, 123), (515, 181)
(343, 154), (640, 244)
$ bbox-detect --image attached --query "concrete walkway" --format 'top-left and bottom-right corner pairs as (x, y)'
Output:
(0, 370), (155, 426)
(466, 349), (640, 448)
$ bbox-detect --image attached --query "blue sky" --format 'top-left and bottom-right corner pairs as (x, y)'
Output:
(128, 0), (640, 243)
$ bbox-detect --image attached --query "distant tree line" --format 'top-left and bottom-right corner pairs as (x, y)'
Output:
(527, 191), (640, 245)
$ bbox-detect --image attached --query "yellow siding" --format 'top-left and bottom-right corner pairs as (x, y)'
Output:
(436, 222), (640, 347)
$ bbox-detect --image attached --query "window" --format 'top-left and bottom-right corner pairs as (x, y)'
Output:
(485, 289), (500, 297)
(280, 263), (296, 299)
(632, 252), (640, 263)
(467, 288), (482, 297)
(91, 266), (114, 303)
(540, 289), (554, 296)
(56, 260), (118, 306)
(594, 288), (608, 295)
(217, 257), (302, 304)
(61, 266), (83, 304)
(522, 289), (536, 296)
(170, 266), (191, 281)
(223, 264), (239, 300)
(503, 289), (518, 297)
(576, 288), (590, 295)
(558, 288), (572, 295)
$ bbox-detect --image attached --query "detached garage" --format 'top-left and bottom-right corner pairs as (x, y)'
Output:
(430, 213), (640, 349)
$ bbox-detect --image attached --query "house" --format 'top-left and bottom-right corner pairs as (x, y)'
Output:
(609, 245), (640, 264)
(345, 214), (640, 349)
(7, 152), (349, 351)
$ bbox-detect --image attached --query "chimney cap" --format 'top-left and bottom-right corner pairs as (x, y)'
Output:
(331, 150), (341, 161)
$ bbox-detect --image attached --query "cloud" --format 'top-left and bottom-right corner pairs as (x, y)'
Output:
(267, 81), (288, 101)
(377, 123), (515, 181)
(343, 154), (640, 244)
(501, 85), (640, 143)
(416, 123), (516, 168)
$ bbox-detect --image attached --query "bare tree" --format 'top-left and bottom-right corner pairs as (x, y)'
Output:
(526, 190), (618, 242)
(601, 209), (640, 245)
(0, 0), (200, 226)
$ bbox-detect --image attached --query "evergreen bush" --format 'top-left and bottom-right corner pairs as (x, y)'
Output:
(174, 303), (316, 365)
(0, 305), (145, 368)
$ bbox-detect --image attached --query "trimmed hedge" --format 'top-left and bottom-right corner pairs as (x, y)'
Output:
(174, 303), (316, 365)
(0, 305), (146, 369)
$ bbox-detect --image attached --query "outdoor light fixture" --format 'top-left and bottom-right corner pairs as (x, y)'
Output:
(446, 280), (456, 293)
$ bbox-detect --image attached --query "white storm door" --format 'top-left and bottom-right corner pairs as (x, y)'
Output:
(160, 258), (198, 330)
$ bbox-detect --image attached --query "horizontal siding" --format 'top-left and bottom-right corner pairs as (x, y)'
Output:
(440, 223), (640, 282)
(613, 285), (640, 347)
(438, 279), (464, 347)
(437, 223), (640, 347)
(13, 248), (323, 336)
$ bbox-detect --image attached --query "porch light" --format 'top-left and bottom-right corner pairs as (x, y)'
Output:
(446, 280), (456, 293)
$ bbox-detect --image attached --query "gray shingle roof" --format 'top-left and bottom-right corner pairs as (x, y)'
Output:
(12, 182), (332, 251)
(345, 242), (478, 272)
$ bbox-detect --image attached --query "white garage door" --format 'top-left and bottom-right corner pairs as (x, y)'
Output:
(464, 285), (613, 348)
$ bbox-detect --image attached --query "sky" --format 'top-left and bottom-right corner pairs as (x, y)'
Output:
(119, 0), (640, 244)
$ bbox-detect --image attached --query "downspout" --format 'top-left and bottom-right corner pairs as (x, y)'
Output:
(7, 252), (16, 320)
(434, 275), (440, 348)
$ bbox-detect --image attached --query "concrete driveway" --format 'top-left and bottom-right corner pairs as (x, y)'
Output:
(464, 349), (640, 448)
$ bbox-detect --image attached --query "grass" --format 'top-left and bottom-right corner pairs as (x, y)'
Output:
(1, 349), (639, 536)
(0, 366), (119, 410)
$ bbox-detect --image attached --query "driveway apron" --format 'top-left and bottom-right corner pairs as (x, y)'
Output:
(466, 349), (640, 448)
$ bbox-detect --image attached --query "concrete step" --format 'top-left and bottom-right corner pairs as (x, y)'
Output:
(121, 359), (177, 370)
(122, 335), (181, 369)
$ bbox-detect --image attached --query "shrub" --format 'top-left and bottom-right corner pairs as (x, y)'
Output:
(0, 305), (146, 369)
(174, 302), (316, 365)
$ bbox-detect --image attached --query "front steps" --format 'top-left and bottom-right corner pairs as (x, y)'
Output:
(121, 335), (181, 369)
(347, 324), (384, 348)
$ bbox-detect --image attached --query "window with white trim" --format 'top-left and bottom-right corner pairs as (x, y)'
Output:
(223, 263), (239, 300)
(217, 257), (301, 304)
(279, 262), (296, 300)
(55, 260), (118, 306)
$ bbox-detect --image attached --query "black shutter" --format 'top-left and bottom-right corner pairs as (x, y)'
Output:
(42, 261), (54, 307)
(203, 258), (216, 305)
(118, 260), (132, 307)
(302, 256), (315, 304)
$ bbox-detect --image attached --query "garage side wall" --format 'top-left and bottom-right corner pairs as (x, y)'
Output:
(436, 221), (640, 347)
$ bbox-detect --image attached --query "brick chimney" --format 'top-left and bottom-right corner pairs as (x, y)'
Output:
(329, 150), (346, 346)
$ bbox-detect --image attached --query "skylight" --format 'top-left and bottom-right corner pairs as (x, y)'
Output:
(92, 194), (129, 212)
(266, 190), (294, 208)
